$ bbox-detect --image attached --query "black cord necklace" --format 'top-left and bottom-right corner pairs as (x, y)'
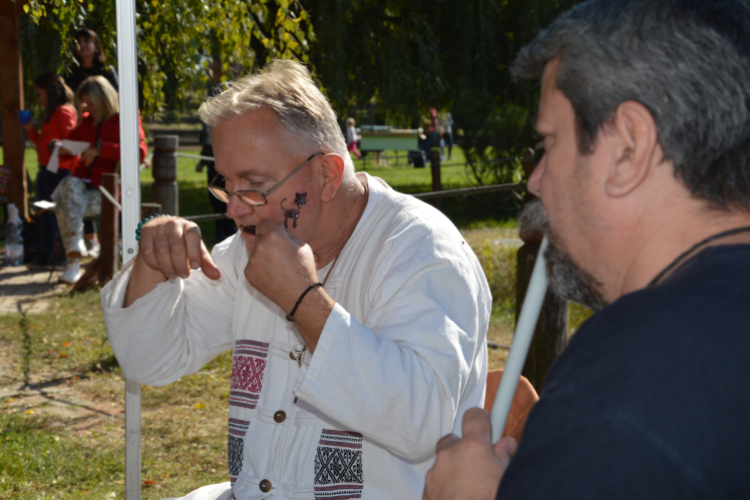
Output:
(648, 225), (750, 287)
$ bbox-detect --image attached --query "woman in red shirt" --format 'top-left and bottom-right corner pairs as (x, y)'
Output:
(57, 75), (147, 283)
(22, 73), (78, 270)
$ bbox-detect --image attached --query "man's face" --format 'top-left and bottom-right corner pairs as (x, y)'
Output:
(212, 108), (320, 252)
(527, 59), (609, 308)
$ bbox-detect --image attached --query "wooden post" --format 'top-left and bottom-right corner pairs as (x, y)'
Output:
(515, 238), (568, 392)
(428, 149), (442, 210)
(140, 202), (161, 219)
(152, 135), (179, 216)
(0, 0), (28, 217)
(99, 173), (119, 284)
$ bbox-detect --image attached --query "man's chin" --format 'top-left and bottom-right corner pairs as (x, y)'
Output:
(518, 199), (606, 312)
(544, 238), (607, 312)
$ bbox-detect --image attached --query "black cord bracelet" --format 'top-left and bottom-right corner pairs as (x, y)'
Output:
(286, 282), (324, 322)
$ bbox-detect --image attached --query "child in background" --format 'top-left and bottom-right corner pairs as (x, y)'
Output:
(22, 73), (78, 270)
(346, 117), (362, 159)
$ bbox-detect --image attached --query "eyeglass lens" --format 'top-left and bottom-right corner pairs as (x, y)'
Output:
(208, 186), (267, 206)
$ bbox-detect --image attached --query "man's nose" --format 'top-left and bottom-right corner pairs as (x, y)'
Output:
(225, 194), (255, 218)
(527, 156), (545, 196)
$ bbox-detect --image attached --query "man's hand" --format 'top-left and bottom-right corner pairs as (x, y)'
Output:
(124, 217), (221, 307)
(245, 220), (334, 351)
(423, 408), (517, 500)
(245, 220), (319, 312)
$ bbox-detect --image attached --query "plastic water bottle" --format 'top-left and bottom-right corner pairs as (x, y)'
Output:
(5, 203), (23, 267)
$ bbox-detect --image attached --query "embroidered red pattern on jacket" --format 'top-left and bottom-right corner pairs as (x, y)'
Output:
(229, 340), (269, 410)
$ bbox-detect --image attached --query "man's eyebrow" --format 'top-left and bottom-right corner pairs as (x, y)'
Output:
(214, 167), (268, 180)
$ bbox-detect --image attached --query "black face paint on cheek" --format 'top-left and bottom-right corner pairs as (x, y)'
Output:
(280, 193), (308, 229)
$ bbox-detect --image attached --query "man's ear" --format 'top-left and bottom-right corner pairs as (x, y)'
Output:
(318, 153), (345, 203)
(605, 101), (660, 197)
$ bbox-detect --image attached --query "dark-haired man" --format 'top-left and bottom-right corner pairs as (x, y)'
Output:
(425, 0), (750, 497)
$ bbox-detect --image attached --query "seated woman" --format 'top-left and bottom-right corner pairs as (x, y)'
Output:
(22, 73), (78, 269)
(57, 75), (147, 284)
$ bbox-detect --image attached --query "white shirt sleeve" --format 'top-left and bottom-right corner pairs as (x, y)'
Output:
(294, 220), (490, 461)
(101, 237), (243, 386)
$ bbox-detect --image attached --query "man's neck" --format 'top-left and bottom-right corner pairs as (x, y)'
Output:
(311, 174), (368, 270)
(617, 204), (750, 299)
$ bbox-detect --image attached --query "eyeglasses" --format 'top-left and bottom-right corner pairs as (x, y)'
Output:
(208, 152), (323, 207)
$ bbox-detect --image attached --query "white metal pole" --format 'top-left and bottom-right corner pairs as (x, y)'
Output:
(490, 236), (549, 443)
(115, 0), (142, 498)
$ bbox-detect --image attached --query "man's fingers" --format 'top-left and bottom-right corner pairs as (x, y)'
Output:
(461, 407), (493, 443)
(184, 225), (204, 271)
(435, 433), (459, 453)
(493, 436), (518, 465)
(199, 241), (222, 280)
(254, 219), (282, 238)
(166, 224), (191, 279)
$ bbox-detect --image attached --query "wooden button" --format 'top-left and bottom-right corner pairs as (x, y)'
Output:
(259, 479), (272, 492)
(289, 351), (297, 360)
(273, 410), (286, 423)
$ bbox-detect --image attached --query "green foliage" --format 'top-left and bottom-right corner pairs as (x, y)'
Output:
(21, 0), (314, 119)
(307, 0), (585, 183)
(477, 240), (517, 311)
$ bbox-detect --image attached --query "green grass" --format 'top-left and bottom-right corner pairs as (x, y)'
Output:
(0, 288), (233, 499)
(0, 412), (123, 499)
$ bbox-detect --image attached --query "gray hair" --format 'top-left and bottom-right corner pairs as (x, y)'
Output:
(513, 0), (750, 210)
(199, 59), (353, 172)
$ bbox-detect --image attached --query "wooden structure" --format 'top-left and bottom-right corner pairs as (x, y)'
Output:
(0, 0), (28, 217)
(152, 135), (179, 216)
(99, 174), (120, 283)
(515, 238), (568, 391)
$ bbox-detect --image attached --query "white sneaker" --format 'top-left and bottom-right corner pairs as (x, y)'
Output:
(69, 234), (88, 258)
(86, 240), (101, 259)
(59, 261), (82, 284)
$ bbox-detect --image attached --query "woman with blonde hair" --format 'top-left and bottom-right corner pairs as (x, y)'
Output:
(57, 75), (147, 283)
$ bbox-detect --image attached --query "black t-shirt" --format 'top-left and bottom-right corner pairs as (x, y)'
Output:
(63, 63), (119, 92)
(498, 244), (750, 499)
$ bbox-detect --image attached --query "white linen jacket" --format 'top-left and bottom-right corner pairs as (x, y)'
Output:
(101, 175), (491, 500)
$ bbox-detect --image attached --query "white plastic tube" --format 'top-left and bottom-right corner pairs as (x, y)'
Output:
(490, 236), (549, 442)
(115, 0), (142, 498)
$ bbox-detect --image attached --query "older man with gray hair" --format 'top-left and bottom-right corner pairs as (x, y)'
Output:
(101, 60), (490, 499)
(424, 0), (750, 498)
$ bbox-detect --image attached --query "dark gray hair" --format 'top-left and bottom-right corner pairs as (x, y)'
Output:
(513, 0), (750, 210)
